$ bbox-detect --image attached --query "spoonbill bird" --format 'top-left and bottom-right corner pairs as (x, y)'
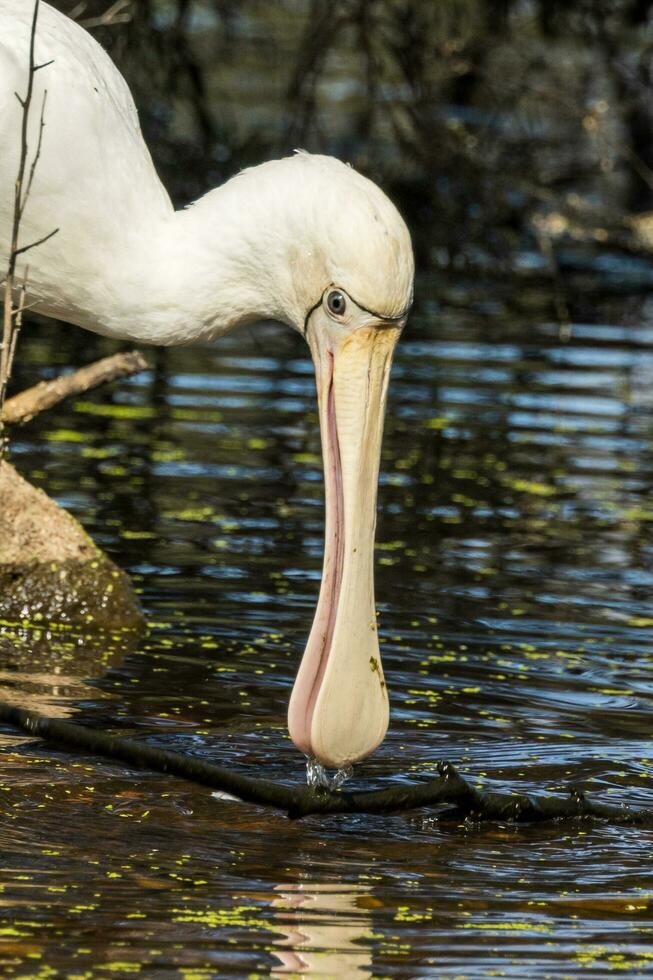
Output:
(0, 1), (414, 770)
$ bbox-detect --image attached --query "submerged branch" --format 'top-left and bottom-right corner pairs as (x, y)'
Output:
(1, 350), (149, 425)
(0, 702), (650, 825)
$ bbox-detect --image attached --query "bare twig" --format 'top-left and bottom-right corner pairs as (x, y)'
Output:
(532, 223), (572, 342)
(23, 88), (49, 208)
(75, 0), (132, 29)
(1, 350), (149, 425)
(5, 270), (29, 390)
(1, 0), (58, 459)
(0, 702), (650, 825)
(12, 227), (59, 260)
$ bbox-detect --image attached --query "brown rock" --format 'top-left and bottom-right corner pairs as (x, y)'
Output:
(0, 461), (143, 628)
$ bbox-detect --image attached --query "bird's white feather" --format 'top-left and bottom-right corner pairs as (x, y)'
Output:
(0, 0), (177, 338)
(0, 1), (413, 345)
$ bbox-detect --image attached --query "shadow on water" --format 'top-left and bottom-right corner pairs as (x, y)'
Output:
(1, 1), (653, 976)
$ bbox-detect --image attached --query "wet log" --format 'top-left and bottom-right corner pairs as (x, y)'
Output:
(0, 702), (650, 826)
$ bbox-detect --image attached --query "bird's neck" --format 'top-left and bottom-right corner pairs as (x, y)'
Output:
(46, 174), (311, 346)
(61, 206), (267, 345)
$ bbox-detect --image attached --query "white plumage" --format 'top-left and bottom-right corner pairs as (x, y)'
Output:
(0, 0), (413, 345)
(0, 0), (415, 769)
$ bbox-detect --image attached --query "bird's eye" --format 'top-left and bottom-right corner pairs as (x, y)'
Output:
(326, 290), (347, 317)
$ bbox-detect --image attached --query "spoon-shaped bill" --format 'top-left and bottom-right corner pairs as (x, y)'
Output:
(288, 323), (401, 769)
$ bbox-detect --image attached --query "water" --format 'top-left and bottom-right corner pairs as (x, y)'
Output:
(306, 758), (353, 791)
(0, 267), (652, 976)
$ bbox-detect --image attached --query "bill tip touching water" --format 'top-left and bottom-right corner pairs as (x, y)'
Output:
(0, 1), (415, 771)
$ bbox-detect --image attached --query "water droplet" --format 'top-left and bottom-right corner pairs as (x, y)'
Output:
(306, 756), (353, 791)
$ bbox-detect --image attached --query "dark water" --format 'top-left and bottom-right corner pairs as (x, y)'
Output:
(1, 267), (652, 976)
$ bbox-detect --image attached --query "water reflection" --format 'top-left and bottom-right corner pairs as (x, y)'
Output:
(271, 882), (372, 978)
(0, 623), (139, 729)
(1, 271), (652, 975)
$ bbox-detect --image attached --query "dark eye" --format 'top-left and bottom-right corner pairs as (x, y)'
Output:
(326, 290), (347, 317)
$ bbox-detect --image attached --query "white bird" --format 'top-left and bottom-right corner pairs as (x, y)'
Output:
(0, 0), (414, 770)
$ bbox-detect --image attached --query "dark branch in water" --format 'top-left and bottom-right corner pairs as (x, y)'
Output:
(0, 702), (650, 826)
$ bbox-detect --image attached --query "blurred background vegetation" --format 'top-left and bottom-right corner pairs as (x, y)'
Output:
(52, 0), (653, 288)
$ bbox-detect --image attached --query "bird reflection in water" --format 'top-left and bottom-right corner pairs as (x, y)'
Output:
(269, 882), (374, 978)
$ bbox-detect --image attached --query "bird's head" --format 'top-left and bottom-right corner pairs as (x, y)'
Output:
(223, 152), (414, 329)
(210, 153), (414, 769)
(269, 155), (414, 770)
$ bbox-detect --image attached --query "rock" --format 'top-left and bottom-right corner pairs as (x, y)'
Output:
(0, 460), (143, 628)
